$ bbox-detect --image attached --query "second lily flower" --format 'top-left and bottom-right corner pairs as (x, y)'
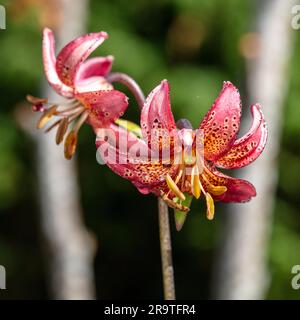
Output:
(27, 28), (128, 159)
(96, 80), (267, 227)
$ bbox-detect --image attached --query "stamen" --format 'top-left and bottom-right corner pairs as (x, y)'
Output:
(165, 169), (183, 198)
(56, 102), (80, 113)
(162, 193), (190, 212)
(205, 193), (215, 220)
(68, 108), (86, 123)
(174, 169), (183, 184)
(56, 117), (69, 145)
(64, 130), (77, 160)
(207, 185), (227, 196)
(201, 174), (227, 196)
(26, 95), (48, 105)
(73, 110), (90, 133)
(166, 174), (186, 201)
(191, 165), (201, 199)
(37, 105), (58, 129)
(56, 105), (85, 117)
(44, 119), (61, 133)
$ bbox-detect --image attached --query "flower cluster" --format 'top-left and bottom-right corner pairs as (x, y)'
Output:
(27, 28), (268, 229)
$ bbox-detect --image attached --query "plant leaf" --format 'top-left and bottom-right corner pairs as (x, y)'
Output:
(174, 193), (193, 231)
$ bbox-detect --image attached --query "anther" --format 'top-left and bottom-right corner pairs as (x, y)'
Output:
(64, 130), (78, 160)
(191, 165), (201, 199)
(56, 117), (69, 145)
(166, 174), (186, 201)
(37, 105), (58, 129)
(205, 193), (215, 220)
(26, 95), (48, 105)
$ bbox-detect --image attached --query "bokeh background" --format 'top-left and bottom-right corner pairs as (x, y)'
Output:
(0, 0), (299, 299)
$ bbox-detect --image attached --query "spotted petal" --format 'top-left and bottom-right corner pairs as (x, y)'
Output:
(141, 80), (178, 153)
(215, 104), (268, 169)
(56, 31), (108, 87)
(75, 90), (128, 129)
(74, 56), (114, 93)
(75, 56), (114, 82)
(95, 125), (178, 194)
(199, 81), (242, 161)
(201, 164), (256, 203)
(42, 28), (74, 98)
(75, 76), (113, 93)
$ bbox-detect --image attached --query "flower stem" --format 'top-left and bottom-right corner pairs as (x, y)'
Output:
(107, 72), (145, 110)
(158, 197), (176, 300)
(108, 73), (176, 300)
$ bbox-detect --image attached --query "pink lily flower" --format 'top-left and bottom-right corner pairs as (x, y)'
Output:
(27, 27), (128, 159)
(96, 80), (267, 226)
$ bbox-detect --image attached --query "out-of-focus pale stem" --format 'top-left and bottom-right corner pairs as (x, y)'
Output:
(111, 75), (176, 299)
(212, 0), (296, 300)
(30, 0), (96, 299)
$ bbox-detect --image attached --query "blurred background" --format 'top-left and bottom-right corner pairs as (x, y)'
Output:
(0, 0), (299, 299)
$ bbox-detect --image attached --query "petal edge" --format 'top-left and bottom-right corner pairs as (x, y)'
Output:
(42, 28), (74, 98)
(215, 104), (267, 169)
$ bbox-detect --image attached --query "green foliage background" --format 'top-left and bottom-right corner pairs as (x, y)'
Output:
(0, 0), (299, 299)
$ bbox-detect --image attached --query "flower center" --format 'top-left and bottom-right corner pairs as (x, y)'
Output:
(162, 155), (227, 220)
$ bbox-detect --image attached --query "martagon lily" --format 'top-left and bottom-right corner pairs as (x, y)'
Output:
(96, 80), (267, 230)
(27, 28), (128, 159)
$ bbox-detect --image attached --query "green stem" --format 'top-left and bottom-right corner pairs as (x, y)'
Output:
(108, 73), (176, 300)
(158, 197), (176, 300)
(106, 72), (145, 110)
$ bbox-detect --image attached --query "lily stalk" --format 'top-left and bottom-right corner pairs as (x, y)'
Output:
(108, 73), (176, 300)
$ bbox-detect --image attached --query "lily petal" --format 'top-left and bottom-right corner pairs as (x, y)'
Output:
(215, 104), (268, 169)
(75, 76), (113, 93)
(199, 81), (242, 161)
(75, 56), (114, 82)
(141, 80), (178, 152)
(201, 164), (256, 203)
(56, 31), (108, 87)
(75, 90), (128, 128)
(95, 125), (178, 194)
(74, 56), (114, 92)
(42, 28), (74, 98)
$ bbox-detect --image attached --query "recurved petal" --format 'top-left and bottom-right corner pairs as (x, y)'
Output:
(201, 164), (256, 203)
(199, 81), (242, 161)
(95, 125), (178, 193)
(56, 31), (108, 87)
(42, 28), (74, 98)
(75, 56), (114, 82)
(215, 104), (267, 169)
(75, 90), (128, 128)
(75, 76), (113, 93)
(141, 80), (178, 152)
